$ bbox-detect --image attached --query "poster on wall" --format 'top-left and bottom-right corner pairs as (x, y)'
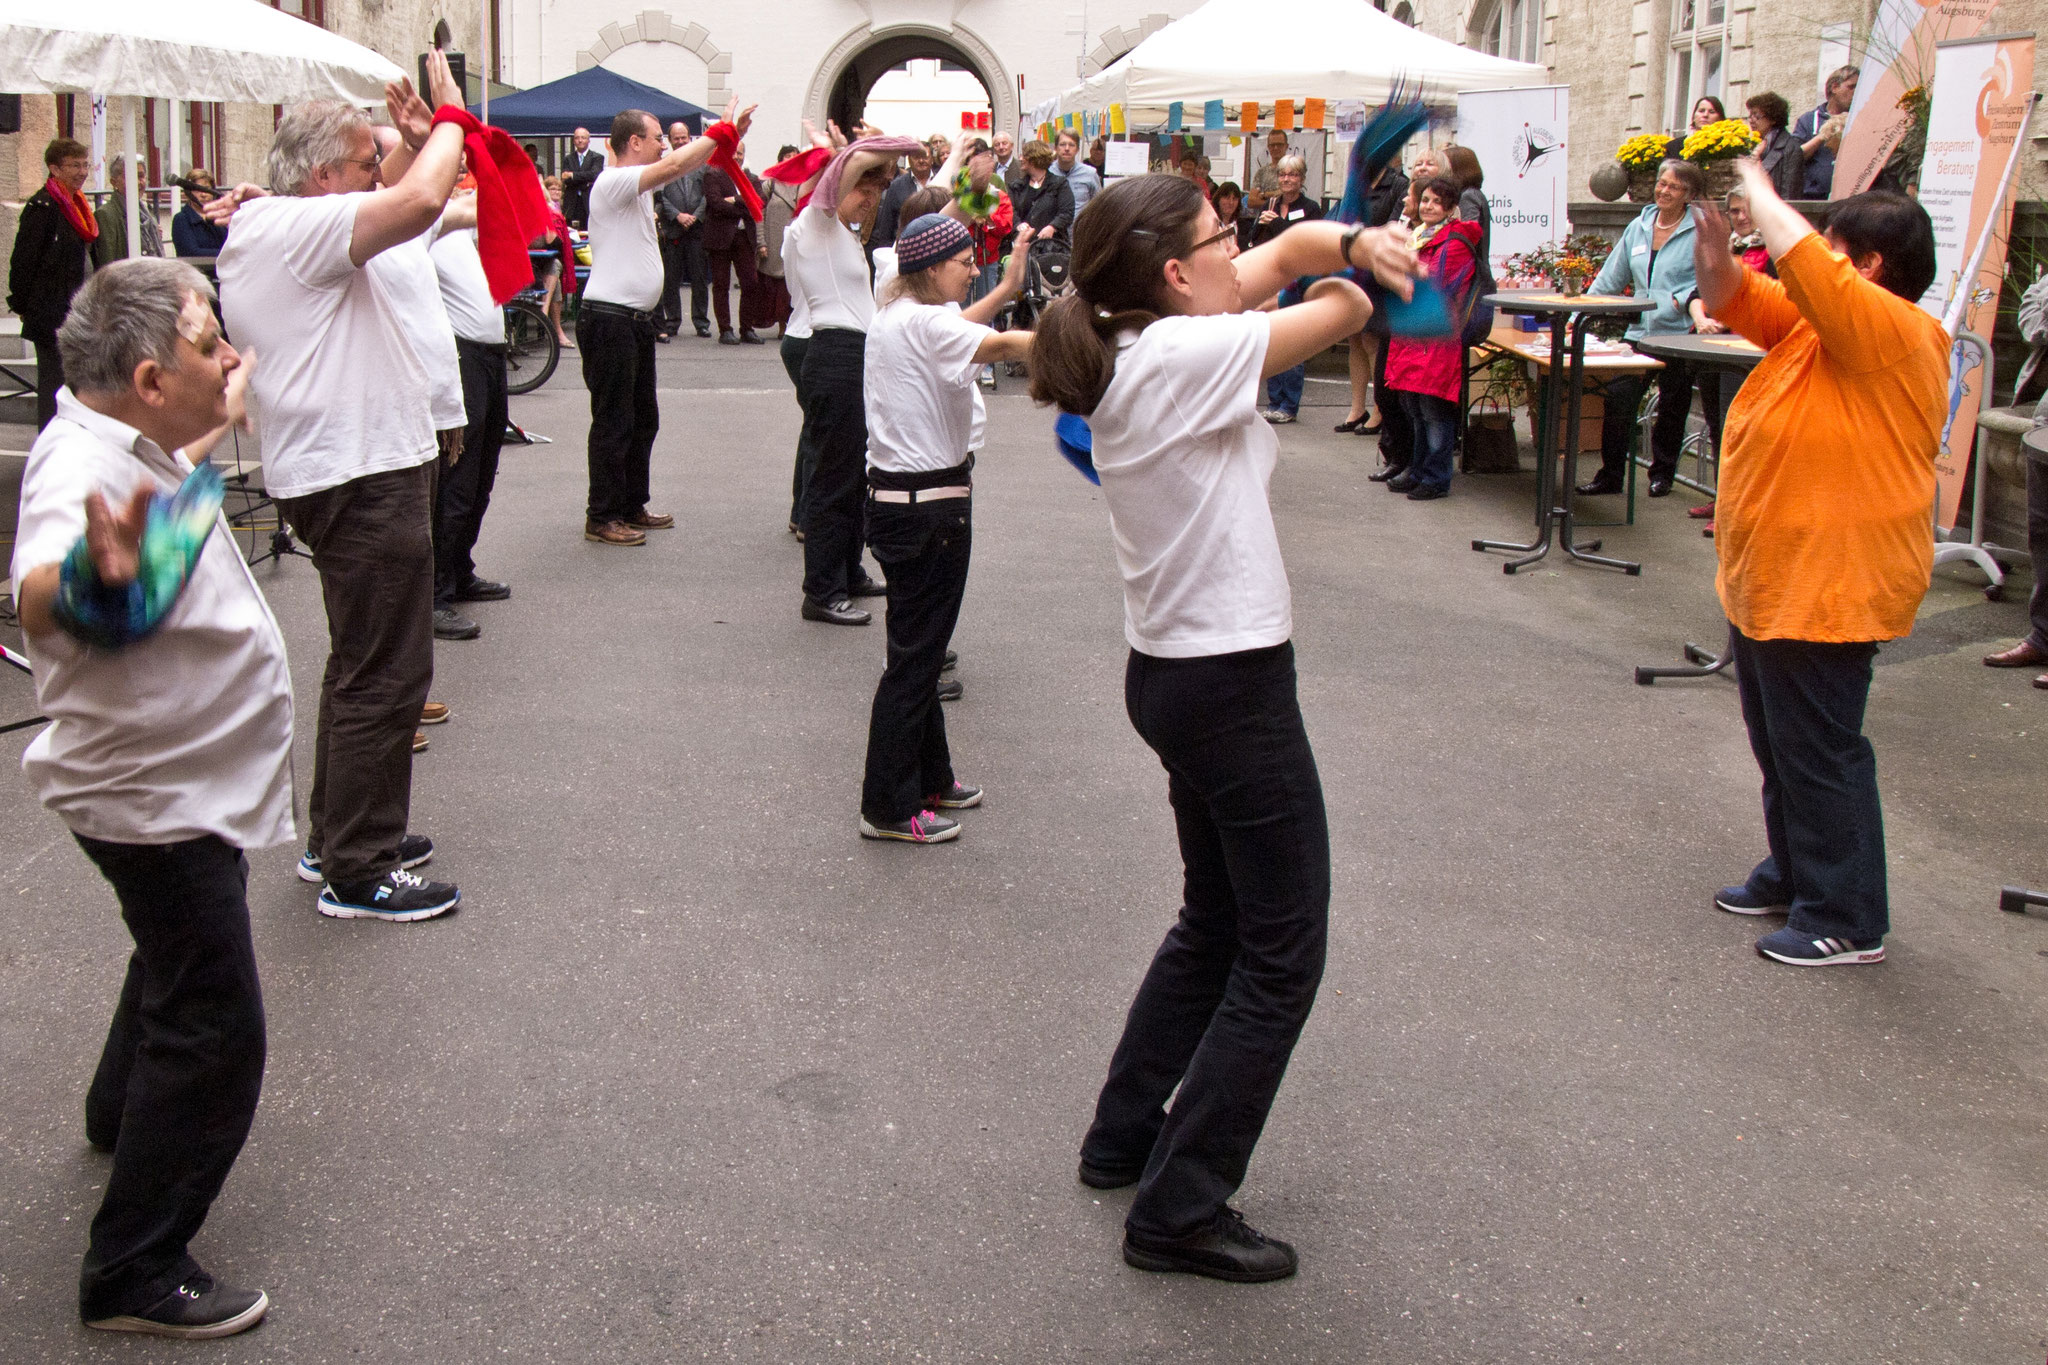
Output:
(1454, 85), (1569, 277)
(1915, 32), (2037, 529)
(1244, 130), (1328, 205)
(1832, 0), (1999, 198)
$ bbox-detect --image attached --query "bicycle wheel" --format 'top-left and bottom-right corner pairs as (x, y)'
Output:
(503, 299), (560, 395)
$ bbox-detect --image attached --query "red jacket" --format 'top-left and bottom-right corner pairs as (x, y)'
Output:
(968, 190), (1014, 267)
(1385, 218), (1482, 404)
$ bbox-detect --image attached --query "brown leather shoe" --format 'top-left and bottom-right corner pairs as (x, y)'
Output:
(585, 519), (647, 547)
(625, 508), (675, 530)
(420, 701), (451, 726)
(412, 731), (429, 753)
(1984, 639), (2048, 668)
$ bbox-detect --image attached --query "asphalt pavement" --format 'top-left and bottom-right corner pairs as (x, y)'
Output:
(3, 336), (2046, 1363)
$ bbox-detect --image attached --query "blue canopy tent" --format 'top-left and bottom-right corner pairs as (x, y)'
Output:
(470, 65), (713, 136)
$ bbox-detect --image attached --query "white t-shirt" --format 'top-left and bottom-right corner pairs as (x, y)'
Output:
(872, 252), (986, 451)
(1089, 311), (1290, 658)
(12, 391), (296, 849)
(584, 164), (662, 310)
(864, 298), (991, 474)
(217, 192), (435, 499)
(375, 233), (465, 429)
(783, 202), (873, 333)
(427, 221), (505, 345)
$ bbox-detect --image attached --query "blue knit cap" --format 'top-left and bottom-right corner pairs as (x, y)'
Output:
(895, 213), (973, 275)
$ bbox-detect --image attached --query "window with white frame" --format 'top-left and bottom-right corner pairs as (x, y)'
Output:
(1476, 0), (1543, 66)
(1667, 0), (1726, 132)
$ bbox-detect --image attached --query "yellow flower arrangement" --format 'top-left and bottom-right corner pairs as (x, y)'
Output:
(1616, 133), (1670, 168)
(1681, 118), (1760, 163)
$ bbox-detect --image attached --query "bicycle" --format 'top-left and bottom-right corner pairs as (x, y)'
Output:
(503, 294), (560, 396)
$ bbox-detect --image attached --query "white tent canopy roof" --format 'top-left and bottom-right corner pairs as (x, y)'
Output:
(0, 0), (404, 105)
(1054, 0), (1547, 119)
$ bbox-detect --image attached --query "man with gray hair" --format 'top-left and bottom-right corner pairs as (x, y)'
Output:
(13, 257), (283, 1339)
(213, 54), (466, 922)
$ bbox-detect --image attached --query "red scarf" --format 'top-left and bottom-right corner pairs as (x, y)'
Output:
(47, 176), (98, 243)
(547, 206), (577, 293)
(764, 146), (833, 212)
(704, 122), (762, 221)
(430, 107), (550, 303)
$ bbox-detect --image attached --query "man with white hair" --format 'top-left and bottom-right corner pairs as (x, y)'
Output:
(213, 55), (466, 922)
(13, 257), (282, 1339)
(561, 124), (604, 228)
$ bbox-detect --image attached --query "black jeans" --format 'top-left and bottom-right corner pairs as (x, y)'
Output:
(1730, 629), (1889, 943)
(659, 228), (708, 334)
(436, 340), (508, 607)
(1372, 338), (1412, 470)
(799, 328), (869, 603)
(73, 834), (265, 1321)
(860, 491), (971, 822)
(1082, 642), (1331, 1238)
(1599, 355), (1696, 482)
(576, 306), (658, 524)
(278, 464), (435, 885)
(36, 337), (65, 429)
(2026, 455), (2048, 653)
(780, 334), (818, 528)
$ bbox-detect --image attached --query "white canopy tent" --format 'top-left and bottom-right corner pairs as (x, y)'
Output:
(0, 0), (406, 257)
(1053, 0), (1547, 122)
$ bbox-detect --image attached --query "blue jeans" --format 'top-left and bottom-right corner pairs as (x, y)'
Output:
(1399, 389), (1457, 491)
(1265, 365), (1304, 415)
(1729, 629), (1888, 943)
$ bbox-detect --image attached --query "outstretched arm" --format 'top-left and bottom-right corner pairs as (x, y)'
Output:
(639, 96), (757, 195)
(1234, 220), (1416, 312)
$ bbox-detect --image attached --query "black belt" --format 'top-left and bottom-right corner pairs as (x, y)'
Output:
(456, 337), (509, 356)
(581, 299), (657, 323)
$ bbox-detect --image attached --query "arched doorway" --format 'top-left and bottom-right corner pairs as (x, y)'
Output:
(807, 23), (1013, 145)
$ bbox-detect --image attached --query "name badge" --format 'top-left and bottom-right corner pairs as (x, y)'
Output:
(1287, 208), (1305, 221)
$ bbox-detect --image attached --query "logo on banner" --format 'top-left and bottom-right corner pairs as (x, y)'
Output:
(1513, 124), (1563, 177)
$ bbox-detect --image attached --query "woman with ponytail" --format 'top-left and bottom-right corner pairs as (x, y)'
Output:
(1035, 173), (1415, 1283)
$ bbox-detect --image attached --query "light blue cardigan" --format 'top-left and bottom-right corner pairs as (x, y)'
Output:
(1588, 203), (1698, 340)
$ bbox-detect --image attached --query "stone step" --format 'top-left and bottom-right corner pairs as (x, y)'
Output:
(0, 316), (23, 361)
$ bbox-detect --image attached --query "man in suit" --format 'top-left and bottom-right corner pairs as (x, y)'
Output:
(702, 148), (764, 345)
(561, 126), (605, 228)
(655, 121), (710, 339)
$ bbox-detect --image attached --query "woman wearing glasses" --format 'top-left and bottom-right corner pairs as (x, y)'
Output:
(1030, 174), (1415, 1283)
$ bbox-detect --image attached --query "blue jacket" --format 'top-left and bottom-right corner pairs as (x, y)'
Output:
(1588, 203), (1698, 340)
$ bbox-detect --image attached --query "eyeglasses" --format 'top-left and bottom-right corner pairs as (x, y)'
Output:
(1185, 224), (1238, 255)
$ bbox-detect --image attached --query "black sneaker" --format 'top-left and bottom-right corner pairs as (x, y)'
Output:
(318, 868), (460, 921)
(926, 780), (981, 809)
(801, 597), (871, 626)
(453, 576), (511, 602)
(858, 809), (960, 843)
(936, 677), (963, 703)
(298, 834), (433, 884)
(1123, 1208), (1298, 1283)
(86, 1272), (269, 1339)
(942, 649), (958, 673)
(433, 607), (481, 640)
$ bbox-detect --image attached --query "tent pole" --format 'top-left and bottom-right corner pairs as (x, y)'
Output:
(125, 96), (141, 261)
(168, 99), (182, 224)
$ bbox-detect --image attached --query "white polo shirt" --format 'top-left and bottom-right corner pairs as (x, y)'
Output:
(375, 233), (465, 429)
(783, 202), (873, 333)
(1088, 311), (1291, 658)
(427, 220), (506, 346)
(11, 390), (296, 849)
(584, 165), (663, 311)
(218, 192), (435, 499)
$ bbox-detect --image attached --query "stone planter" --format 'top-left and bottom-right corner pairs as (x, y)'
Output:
(1697, 160), (1740, 201)
(1626, 164), (1659, 203)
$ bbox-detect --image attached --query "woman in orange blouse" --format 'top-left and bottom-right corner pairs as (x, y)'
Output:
(1691, 155), (1946, 968)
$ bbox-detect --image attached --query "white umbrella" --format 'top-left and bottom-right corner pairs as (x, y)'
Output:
(0, 0), (405, 256)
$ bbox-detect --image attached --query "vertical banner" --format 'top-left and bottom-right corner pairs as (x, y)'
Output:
(1833, 0), (1998, 198)
(89, 95), (107, 191)
(1454, 85), (1569, 279)
(1916, 33), (2036, 529)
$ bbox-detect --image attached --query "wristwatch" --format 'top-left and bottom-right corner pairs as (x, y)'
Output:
(1339, 223), (1366, 269)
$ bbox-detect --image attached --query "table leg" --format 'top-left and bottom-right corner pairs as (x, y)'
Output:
(1556, 318), (1641, 576)
(1633, 624), (1734, 685)
(1473, 313), (1563, 568)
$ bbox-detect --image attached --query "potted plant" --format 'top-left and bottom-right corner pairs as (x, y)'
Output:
(1615, 134), (1671, 203)
(1681, 117), (1761, 199)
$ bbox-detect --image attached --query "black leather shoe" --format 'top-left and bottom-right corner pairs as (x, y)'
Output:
(452, 576), (511, 602)
(695, 325), (712, 338)
(1078, 1157), (1143, 1190)
(942, 649), (958, 673)
(739, 330), (766, 345)
(1122, 1208), (1298, 1283)
(847, 575), (887, 598)
(1574, 475), (1624, 496)
(801, 597), (871, 626)
(1406, 484), (1448, 501)
(1385, 473), (1418, 493)
(433, 607), (481, 640)
(936, 677), (963, 702)
(1647, 476), (1674, 497)
(718, 331), (740, 346)
(1367, 463), (1408, 483)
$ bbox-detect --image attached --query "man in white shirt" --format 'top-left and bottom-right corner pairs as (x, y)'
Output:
(427, 194), (512, 639)
(576, 100), (754, 547)
(214, 56), (466, 922)
(12, 259), (287, 1339)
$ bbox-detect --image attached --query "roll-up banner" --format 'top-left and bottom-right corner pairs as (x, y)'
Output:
(1834, 0), (1998, 199)
(1455, 85), (1569, 280)
(1918, 32), (2036, 529)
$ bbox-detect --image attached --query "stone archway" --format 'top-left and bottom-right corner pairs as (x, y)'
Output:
(1079, 13), (1173, 79)
(807, 21), (1013, 141)
(575, 10), (732, 108)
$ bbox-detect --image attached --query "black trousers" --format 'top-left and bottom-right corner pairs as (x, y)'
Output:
(860, 493), (970, 822)
(1082, 642), (1330, 1238)
(2026, 455), (2048, 653)
(1599, 356), (1696, 482)
(780, 334), (819, 527)
(1730, 629), (1889, 943)
(708, 243), (761, 336)
(1372, 337), (1412, 470)
(577, 307), (658, 524)
(73, 834), (265, 1321)
(799, 328), (868, 603)
(659, 229), (708, 334)
(277, 464), (435, 885)
(35, 337), (65, 430)
(436, 340), (508, 608)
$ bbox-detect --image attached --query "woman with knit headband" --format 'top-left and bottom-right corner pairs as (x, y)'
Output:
(856, 213), (1041, 844)
(775, 131), (926, 627)
(1031, 173), (1416, 1283)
